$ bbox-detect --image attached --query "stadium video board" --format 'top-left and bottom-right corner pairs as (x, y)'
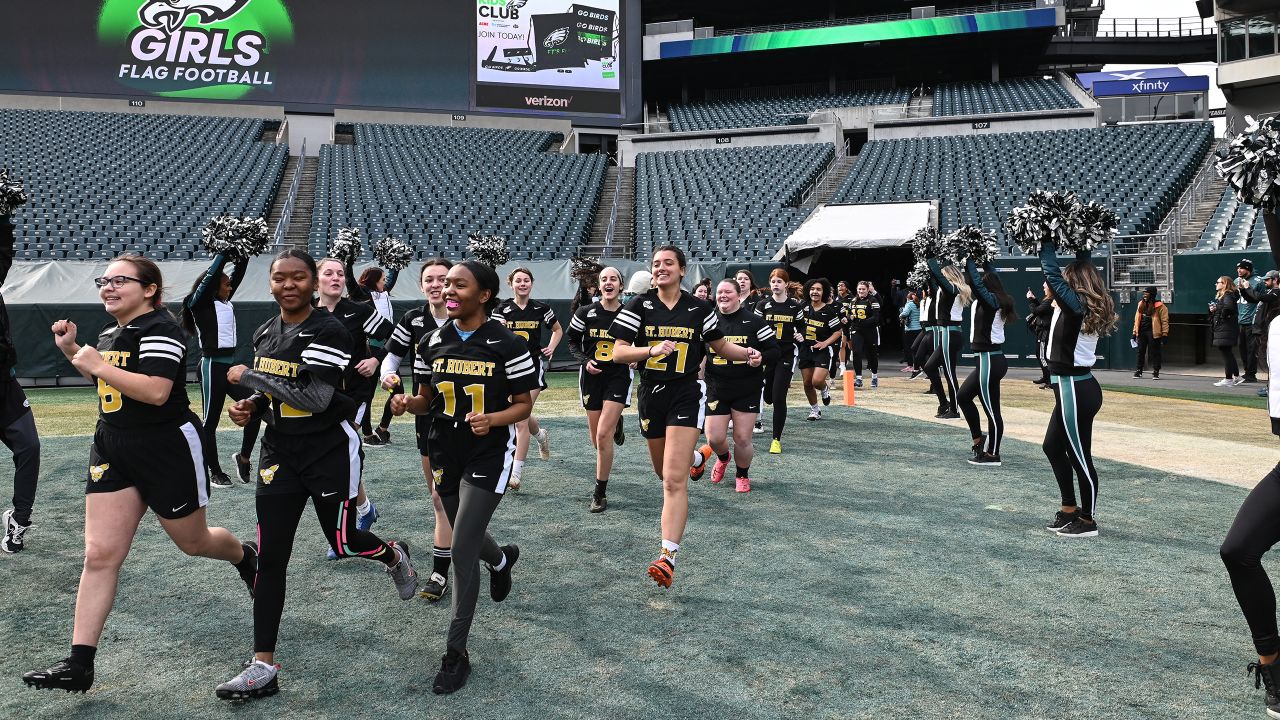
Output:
(0, 0), (638, 122)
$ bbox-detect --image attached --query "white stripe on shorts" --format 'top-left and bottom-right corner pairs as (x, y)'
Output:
(178, 422), (209, 510)
(494, 425), (518, 494)
(340, 422), (363, 499)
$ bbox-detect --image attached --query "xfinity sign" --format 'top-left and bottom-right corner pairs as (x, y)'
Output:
(1092, 75), (1209, 97)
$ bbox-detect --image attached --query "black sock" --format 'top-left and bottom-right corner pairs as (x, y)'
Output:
(233, 543), (256, 573)
(735, 465), (749, 479)
(432, 546), (452, 577)
(70, 644), (96, 669)
(716, 451), (730, 463)
(594, 479), (607, 498)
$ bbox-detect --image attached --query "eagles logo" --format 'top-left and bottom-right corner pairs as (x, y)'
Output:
(543, 28), (570, 49)
(259, 464), (279, 485)
(89, 463), (110, 482)
(432, 468), (444, 485)
(138, 0), (253, 34)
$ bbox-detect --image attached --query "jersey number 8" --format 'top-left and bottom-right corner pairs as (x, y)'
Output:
(594, 339), (615, 363)
(97, 379), (122, 414)
(438, 381), (485, 417)
(645, 340), (690, 374)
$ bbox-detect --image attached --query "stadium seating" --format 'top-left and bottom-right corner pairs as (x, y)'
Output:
(932, 77), (1080, 117)
(1195, 190), (1272, 251)
(833, 122), (1215, 252)
(0, 110), (286, 260)
(634, 143), (834, 259)
(310, 124), (605, 262)
(668, 89), (910, 133)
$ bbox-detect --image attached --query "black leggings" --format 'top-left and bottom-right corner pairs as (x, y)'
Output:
(762, 346), (797, 441)
(253, 491), (396, 653)
(1220, 345), (1240, 380)
(3, 407), (39, 525)
(199, 358), (253, 474)
(238, 416), (264, 462)
(924, 327), (961, 409)
(378, 382), (404, 430)
(901, 330), (919, 364)
(850, 330), (879, 375)
(912, 328), (933, 369)
(1043, 374), (1102, 520)
(440, 482), (504, 654)
(957, 351), (1007, 455)
(1222, 463), (1280, 656)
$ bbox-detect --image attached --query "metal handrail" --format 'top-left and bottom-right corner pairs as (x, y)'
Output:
(713, 1), (1034, 37)
(272, 138), (305, 249)
(601, 163), (623, 258)
(1062, 16), (1215, 38)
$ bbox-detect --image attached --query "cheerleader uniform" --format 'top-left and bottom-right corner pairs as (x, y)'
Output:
(567, 301), (634, 411)
(185, 256), (249, 481)
(609, 289), (722, 439)
(956, 259), (1007, 465)
(924, 259), (964, 415)
(492, 299), (560, 390)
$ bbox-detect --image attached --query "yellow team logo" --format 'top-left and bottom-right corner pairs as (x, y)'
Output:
(89, 463), (110, 482)
(640, 418), (650, 432)
(707, 400), (720, 411)
(432, 468), (444, 485)
(583, 394), (591, 405)
(259, 464), (279, 485)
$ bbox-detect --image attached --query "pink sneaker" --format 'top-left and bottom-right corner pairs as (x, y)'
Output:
(735, 476), (751, 493)
(710, 457), (729, 484)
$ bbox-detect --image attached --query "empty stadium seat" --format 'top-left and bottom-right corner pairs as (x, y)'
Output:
(932, 77), (1080, 117)
(668, 89), (910, 133)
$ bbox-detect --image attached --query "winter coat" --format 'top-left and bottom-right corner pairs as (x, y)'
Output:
(1131, 300), (1168, 339)
(1211, 293), (1240, 347)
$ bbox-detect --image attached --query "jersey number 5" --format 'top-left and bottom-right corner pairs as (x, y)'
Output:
(97, 379), (122, 414)
(438, 381), (485, 417)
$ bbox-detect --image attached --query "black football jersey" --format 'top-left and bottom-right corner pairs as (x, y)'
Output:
(610, 289), (724, 384)
(323, 297), (392, 396)
(415, 319), (539, 424)
(799, 303), (843, 348)
(250, 309), (355, 435)
(567, 301), (628, 378)
(754, 297), (804, 346)
(846, 296), (881, 331)
(386, 306), (447, 392)
(707, 306), (777, 381)
(492, 299), (558, 355)
(93, 308), (190, 428)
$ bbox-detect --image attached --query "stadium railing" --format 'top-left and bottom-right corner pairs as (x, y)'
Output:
(1060, 16), (1215, 38)
(273, 137), (305, 250)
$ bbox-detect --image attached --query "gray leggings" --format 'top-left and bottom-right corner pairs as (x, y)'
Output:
(4, 409), (39, 525)
(441, 482), (504, 654)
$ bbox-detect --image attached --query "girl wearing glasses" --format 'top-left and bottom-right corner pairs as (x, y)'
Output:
(23, 256), (258, 695)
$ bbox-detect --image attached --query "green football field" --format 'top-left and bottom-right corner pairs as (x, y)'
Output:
(0, 395), (1266, 719)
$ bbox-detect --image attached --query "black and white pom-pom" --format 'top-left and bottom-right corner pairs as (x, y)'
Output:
(1216, 116), (1280, 210)
(0, 170), (29, 217)
(1071, 201), (1118, 253)
(1005, 190), (1080, 254)
(372, 236), (414, 271)
(201, 216), (270, 262)
(570, 255), (604, 285)
(910, 226), (942, 261)
(906, 260), (930, 291)
(467, 233), (510, 269)
(200, 215), (240, 257)
(942, 225), (999, 265)
(328, 227), (363, 265)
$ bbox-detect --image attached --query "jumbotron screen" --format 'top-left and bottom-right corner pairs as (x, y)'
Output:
(0, 0), (639, 121)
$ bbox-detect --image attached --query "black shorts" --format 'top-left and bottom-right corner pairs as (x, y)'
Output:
(415, 414), (431, 457)
(427, 418), (518, 495)
(579, 366), (634, 411)
(637, 379), (706, 440)
(852, 327), (880, 349)
(798, 345), (837, 372)
(256, 422), (363, 500)
(86, 413), (208, 520)
(533, 355), (548, 391)
(705, 376), (764, 416)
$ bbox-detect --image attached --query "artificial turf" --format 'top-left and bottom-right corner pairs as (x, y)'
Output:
(0, 405), (1266, 719)
(1100, 383), (1269, 411)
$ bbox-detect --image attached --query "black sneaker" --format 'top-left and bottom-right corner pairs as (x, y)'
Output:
(433, 648), (471, 695)
(938, 408), (960, 420)
(909, 369), (923, 379)
(23, 658), (94, 693)
(1248, 660), (1280, 717)
(488, 544), (519, 602)
(969, 440), (985, 462)
(1055, 518), (1099, 538)
(1152, 371), (1160, 380)
(1046, 510), (1077, 532)
(419, 571), (449, 602)
(934, 404), (949, 418)
(362, 434), (386, 448)
(613, 419), (625, 446)
(1242, 376), (1258, 384)
(237, 542), (258, 599)
(590, 494), (607, 513)
(968, 452), (1002, 467)
(375, 427), (391, 444)
(231, 453), (251, 484)
(1132, 370), (1142, 378)
(210, 471), (233, 489)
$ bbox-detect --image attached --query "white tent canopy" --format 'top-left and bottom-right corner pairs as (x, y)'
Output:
(774, 202), (936, 264)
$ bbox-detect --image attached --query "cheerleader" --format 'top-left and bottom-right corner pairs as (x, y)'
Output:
(702, 279), (778, 492)
(956, 259), (1015, 466)
(492, 268), (562, 490)
(345, 261), (399, 445)
(924, 260), (970, 419)
(23, 256), (256, 694)
(1039, 240), (1116, 538)
(214, 250), (417, 701)
(566, 267), (631, 513)
(390, 259), (537, 694)
(755, 268), (804, 454)
(797, 278), (842, 421)
(181, 255), (250, 488)
(380, 259), (454, 600)
(608, 246), (759, 588)
(1220, 210), (1280, 716)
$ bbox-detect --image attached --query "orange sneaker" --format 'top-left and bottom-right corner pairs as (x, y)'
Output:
(735, 476), (751, 493)
(647, 557), (674, 588)
(690, 445), (713, 481)
(710, 456), (729, 484)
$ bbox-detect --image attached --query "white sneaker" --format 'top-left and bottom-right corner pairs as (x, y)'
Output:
(807, 408), (821, 421)
(752, 421), (764, 435)
(535, 429), (551, 460)
(1213, 379), (1231, 387)
(1, 508), (30, 553)
(1231, 376), (1246, 386)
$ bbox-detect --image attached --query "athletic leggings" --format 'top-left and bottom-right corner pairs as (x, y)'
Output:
(1222, 463), (1280, 656)
(1220, 345), (1240, 380)
(924, 327), (961, 409)
(253, 491), (396, 653)
(440, 482), (504, 654)
(378, 383), (404, 430)
(957, 351), (1007, 455)
(911, 328), (933, 370)
(762, 345), (797, 441)
(3, 407), (39, 526)
(850, 330), (878, 375)
(902, 330), (919, 364)
(1043, 373), (1103, 520)
(199, 357), (253, 474)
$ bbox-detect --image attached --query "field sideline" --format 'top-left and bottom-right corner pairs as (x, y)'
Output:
(0, 372), (1272, 719)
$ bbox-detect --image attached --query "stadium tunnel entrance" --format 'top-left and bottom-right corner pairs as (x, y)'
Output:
(793, 246), (917, 356)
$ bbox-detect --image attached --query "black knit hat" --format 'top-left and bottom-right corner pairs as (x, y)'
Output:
(1239, 258), (1254, 271)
